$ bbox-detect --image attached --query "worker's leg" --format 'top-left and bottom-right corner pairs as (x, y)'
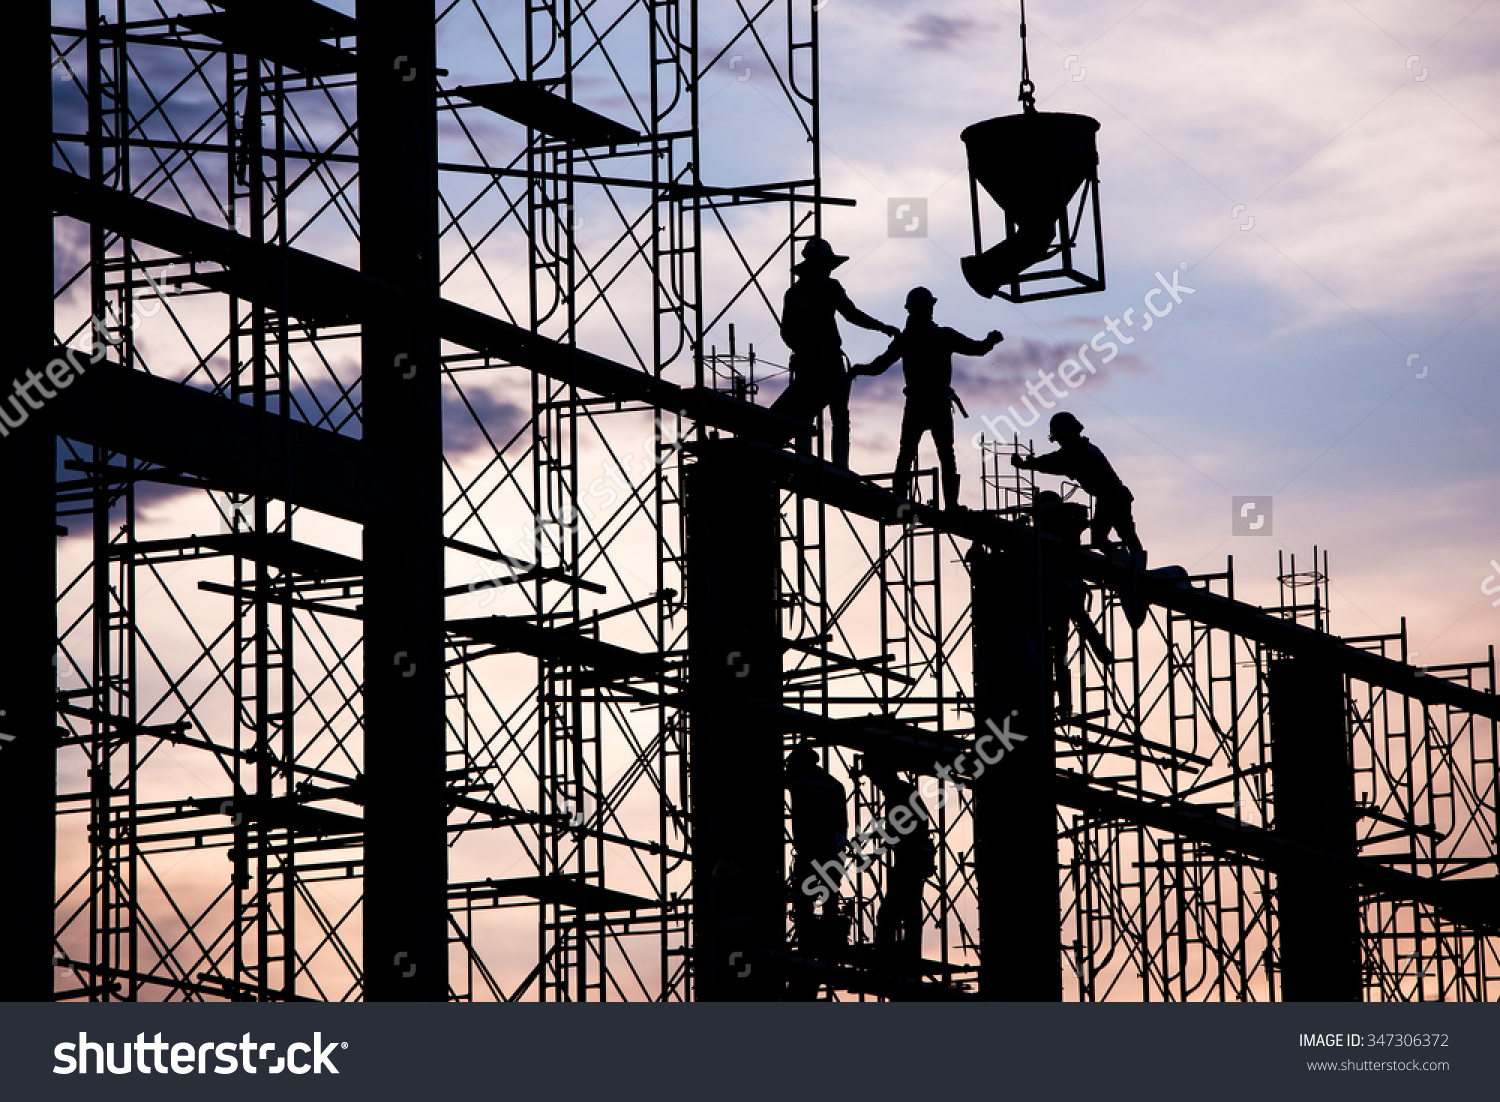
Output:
(1089, 497), (1120, 549)
(1092, 492), (1143, 555)
(790, 854), (818, 938)
(787, 855), (821, 999)
(896, 873), (921, 952)
(1112, 491), (1144, 555)
(769, 353), (821, 450)
(769, 380), (810, 422)
(874, 890), (895, 948)
(893, 403), (924, 500)
(885, 857), (925, 962)
(932, 408), (960, 508)
(827, 369), (853, 468)
(875, 862), (907, 949)
(905, 848), (935, 958)
(813, 848), (842, 917)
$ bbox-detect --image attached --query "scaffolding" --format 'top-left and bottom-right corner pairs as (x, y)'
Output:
(20, 3), (1498, 1004)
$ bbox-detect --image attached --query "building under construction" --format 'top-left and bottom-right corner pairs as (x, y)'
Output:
(7, 1), (1496, 1002)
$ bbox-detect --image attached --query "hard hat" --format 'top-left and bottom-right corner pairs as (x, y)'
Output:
(904, 286), (937, 310)
(1048, 411), (1084, 439)
(787, 745), (818, 768)
(795, 237), (848, 272)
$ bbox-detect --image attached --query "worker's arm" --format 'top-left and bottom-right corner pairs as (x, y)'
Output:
(850, 335), (902, 378)
(947, 328), (1004, 357)
(1012, 448), (1073, 475)
(833, 282), (900, 337)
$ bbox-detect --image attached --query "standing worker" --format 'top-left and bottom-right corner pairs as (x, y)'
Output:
(852, 287), (1002, 510)
(784, 744), (849, 953)
(1013, 412), (1143, 556)
(863, 754), (936, 968)
(773, 238), (901, 469)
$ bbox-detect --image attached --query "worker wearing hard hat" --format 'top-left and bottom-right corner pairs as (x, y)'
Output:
(784, 743), (850, 996)
(785, 743), (849, 924)
(862, 753), (935, 968)
(851, 286), (1002, 510)
(773, 238), (901, 469)
(1013, 412), (1143, 555)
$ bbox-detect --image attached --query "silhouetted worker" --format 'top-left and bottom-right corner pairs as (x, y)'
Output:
(772, 238), (900, 469)
(784, 745), (848, 945)
(1013, 411), (1143, 555)
(852, 287), (1002, 510)
(1031, 489), (1112, 714)
(864, 755), (935, 967)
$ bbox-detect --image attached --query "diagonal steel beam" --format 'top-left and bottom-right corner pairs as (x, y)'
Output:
(49, 169), (807, 444)
(746, 443), (1500, 722)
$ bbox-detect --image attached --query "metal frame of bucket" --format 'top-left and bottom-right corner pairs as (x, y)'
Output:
(962, 111), (1105, 303)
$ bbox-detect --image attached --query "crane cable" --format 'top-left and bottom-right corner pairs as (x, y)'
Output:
(1018, 0), (1037, 112)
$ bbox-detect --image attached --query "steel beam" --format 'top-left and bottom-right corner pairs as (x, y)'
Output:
(50, 170), (806, 446)
(26, 351), (380, 523)
(752, 443), (1500, 721)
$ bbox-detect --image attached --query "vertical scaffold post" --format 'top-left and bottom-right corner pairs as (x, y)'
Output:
(687, 440), (785, 1000)
(0, 0), (58, 1001)
(1269, 658), (1360, 1001)
(969, 539), (1062, 1000)
(358, 2), (448, 1001)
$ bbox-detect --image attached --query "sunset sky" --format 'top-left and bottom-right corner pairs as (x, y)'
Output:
(68, 0), (1500, 667)
(772, 0), (1500, 670)
(46, 0), (1499, 999)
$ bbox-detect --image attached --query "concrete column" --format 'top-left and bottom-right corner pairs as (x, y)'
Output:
(686, 440), (785, 1000)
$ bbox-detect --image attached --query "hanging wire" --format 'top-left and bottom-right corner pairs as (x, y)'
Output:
(1017, 0), (1037, 111)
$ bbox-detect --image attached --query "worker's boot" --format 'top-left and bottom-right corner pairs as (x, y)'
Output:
(893, 462), (913, 503)
(942, 471), (962, 511)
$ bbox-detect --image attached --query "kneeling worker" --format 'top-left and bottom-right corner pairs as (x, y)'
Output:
(852, 287), (1002, 510)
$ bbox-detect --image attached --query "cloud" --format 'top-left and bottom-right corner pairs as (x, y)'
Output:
(443, 381), (529, 456)
(905, 13), (984, 53)
(818, 0), (1500, 326)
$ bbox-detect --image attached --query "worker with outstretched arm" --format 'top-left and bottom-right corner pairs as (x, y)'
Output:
(772, 238), (900, 469)
(1012, 411), (1143, 555)
(851, 286), (1001, 510)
